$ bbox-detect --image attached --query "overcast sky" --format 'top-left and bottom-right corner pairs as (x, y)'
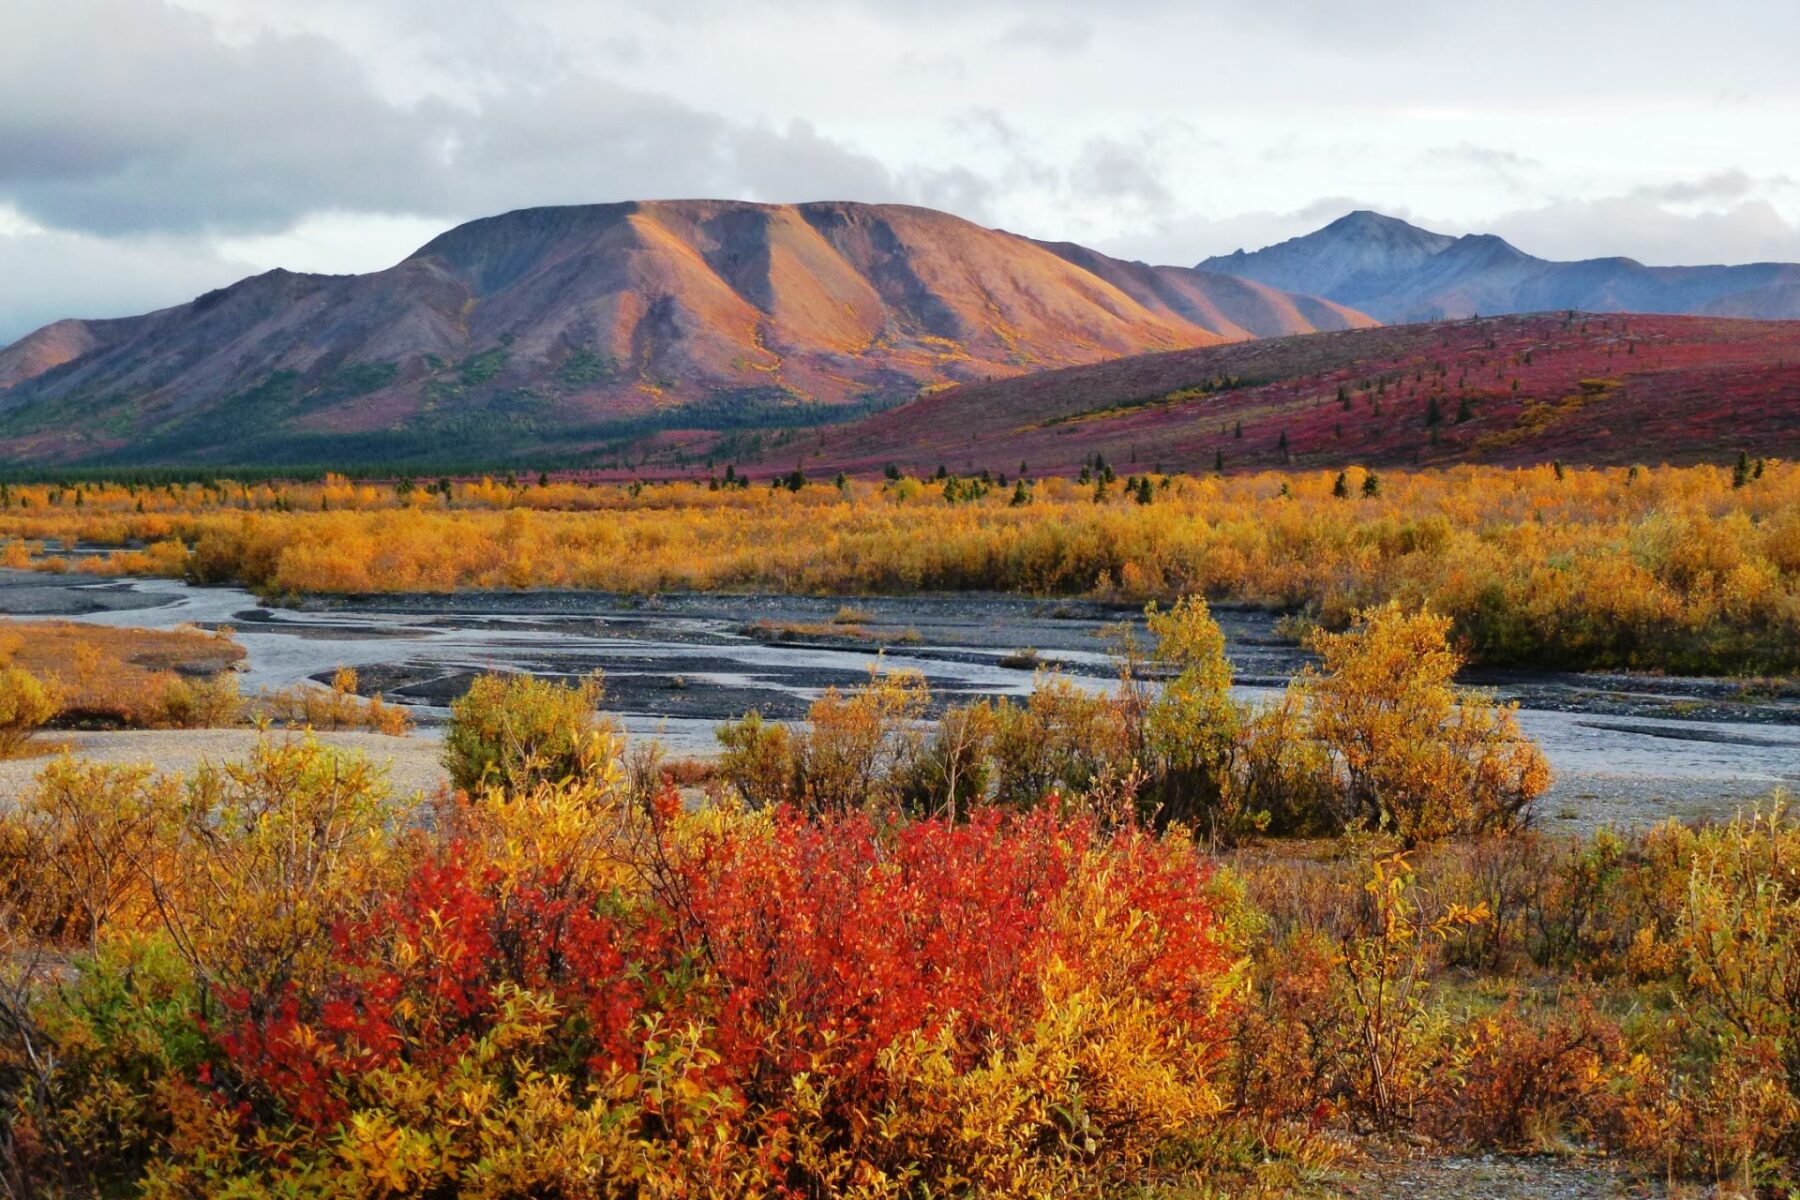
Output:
(4, 0), (1799, 343)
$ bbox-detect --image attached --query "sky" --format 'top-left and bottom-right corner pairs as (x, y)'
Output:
(3, 0), (1799, 343)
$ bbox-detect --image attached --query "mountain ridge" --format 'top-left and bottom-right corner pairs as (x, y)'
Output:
(0, 199), (1373, 467)
(1200, 212), (1800, 323)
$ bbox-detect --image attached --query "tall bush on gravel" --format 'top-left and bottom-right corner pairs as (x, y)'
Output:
(442, 671), (610, 792)
(0, 665), (57, 758)
(1302, 604), (1550, 843)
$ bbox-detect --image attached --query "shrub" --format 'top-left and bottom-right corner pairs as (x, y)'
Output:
(715, 710), (797, 809)
(1226, 690), (1333, 838)
(119, 781), (1241, 1195)
(792, 668), (928, 813)
(896, 699), (995, 820)
(1428, 990), (1627, 1149)
(989, 674), (1124, 810)
(1661, 805), (1800, 1178)
(0, 666), (57, 758)
(1227, 926), (1356, 1125)
(442, 671), (609, 792)
(3, 938), (207, 1193)
(155, 735), (398, 1005)
(262, 665), (410, 735)
(1140, 597), (1240, 831)
(0, 759), (179, 950)
(1303, 604), (1550, 843)
(155, 672), (242, 728)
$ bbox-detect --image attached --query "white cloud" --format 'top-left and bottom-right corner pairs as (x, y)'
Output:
(1488, 197), (1800, 267)
(0, 216), (256, 343)
(3, 0), (1800, 343)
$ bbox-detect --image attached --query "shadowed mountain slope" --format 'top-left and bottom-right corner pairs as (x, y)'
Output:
(1201, 211), (1800, 324)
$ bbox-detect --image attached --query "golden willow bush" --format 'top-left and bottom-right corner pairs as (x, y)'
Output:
(0, 666), (56, 758)
(723, 599), (1549, 846)
(1, 460), (1797, 673)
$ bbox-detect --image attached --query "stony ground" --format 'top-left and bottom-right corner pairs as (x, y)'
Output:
(0, 728), (447, 804)
(1336, 1152), (1672, 1199)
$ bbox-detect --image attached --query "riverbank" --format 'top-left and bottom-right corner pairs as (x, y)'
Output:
(4, 570), (1795, 834)
(0, 728), (446, 806)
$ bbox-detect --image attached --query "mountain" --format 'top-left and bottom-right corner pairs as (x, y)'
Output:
(1200, 211), (1800, 324)
(802, 312), (1800, 475)
(0, 200), (1372, 467)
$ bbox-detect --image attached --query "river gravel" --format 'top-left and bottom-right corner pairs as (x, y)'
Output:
(3, 569), (1794, 832)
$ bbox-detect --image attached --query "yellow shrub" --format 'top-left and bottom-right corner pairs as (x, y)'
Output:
(0, 664), (58, 757)
(443, 672), (610, 793)
(156, 672), (242, 728)
(1302, 604), (1549, 843)
(154, 735), (400, 1000)
(0, 758), (181, 949)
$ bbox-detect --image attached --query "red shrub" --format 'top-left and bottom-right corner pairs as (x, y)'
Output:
(210, 807), (1235, 1143)
(217, 845), (673, 1129)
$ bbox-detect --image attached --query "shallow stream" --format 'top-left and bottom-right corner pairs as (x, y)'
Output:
(4, 570), (1795, 831)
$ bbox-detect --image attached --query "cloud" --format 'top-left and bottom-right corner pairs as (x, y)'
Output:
(0, 217), (256, 343)
(0, 0), (906, 237)
(995, 16), (1093, 52)
(1070, 137), (1177, 215)
(1488, 196), (1800, 265)
(6, 0), (1800, 346)
(1626, 169), (1795, 206)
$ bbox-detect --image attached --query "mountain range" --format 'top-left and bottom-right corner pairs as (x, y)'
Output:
(1200, 210), (1800, 324)
(0, 200), (1370, 467)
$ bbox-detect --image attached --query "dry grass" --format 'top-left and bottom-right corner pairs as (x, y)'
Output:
(257, 666), (411, 735)
(747, 618), (923, 645)
(0, 620), (244, 729)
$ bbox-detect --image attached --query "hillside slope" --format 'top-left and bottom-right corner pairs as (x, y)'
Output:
(806, 313), (1800, 475)
(0, 200), (1371, 467)
(1202, 211), (1800, 323)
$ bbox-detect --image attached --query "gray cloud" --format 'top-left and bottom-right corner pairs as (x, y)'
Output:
(995, 16), (1093, 52)
(1488, 196), (1800, 266)
(0, 224), (254, 343)
(3, 0), (1799, 345)
(1626, 170), (1796, 205)
(0, 0), (907, 237)
(1, 0), (433, 235)
(1070, 137), (1177, 215)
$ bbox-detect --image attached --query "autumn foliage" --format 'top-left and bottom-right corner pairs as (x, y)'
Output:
(2, 458), (1797, 673)
(0, 613), (1797, 1193)
(0, 727), (1244, 1197)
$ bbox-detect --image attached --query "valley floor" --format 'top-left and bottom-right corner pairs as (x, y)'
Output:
(1333, 1152), (1662, 1200)
(4, 569), (1793, 834)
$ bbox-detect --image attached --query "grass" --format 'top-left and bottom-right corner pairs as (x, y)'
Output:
(998, 647), (1043, 670)
(746, 619), (922, 645)
(0, 621), (243, 728)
